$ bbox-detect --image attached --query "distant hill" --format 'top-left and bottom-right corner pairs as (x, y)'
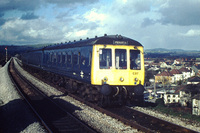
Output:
(144, 48), (200, 58)
(145, 48), (199, 53)
(0, 43), (53, 56)
(22, 43), (53, 48)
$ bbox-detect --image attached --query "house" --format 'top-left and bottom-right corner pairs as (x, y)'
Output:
(155, 67), (195, 84)
(187, 76), (200, 84)
(179, 67), (195, 80)
(192, 65), (200, 76)
(170, 69), (183, 83)
(179, 86), (192, 107)
(192, 94), (200, 115)
(172, 64), (183, 69)
(173, 59), (182, 65)
(164, 92), (180, 105)
(160, 61), (173, 69)
(155, 71), (173, 84)
(163, 84), (195, 107)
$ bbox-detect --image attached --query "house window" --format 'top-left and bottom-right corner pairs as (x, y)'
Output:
(195, 100), (198, 104)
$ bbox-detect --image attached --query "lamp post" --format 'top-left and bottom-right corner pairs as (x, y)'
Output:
(5, 47), (7, 63)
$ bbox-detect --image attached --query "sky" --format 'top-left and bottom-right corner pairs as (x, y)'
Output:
(0, 0), (200, 50)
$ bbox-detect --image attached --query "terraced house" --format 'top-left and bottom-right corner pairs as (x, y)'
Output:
(155, 67), (194, 84)
(155, 71), (173, 85)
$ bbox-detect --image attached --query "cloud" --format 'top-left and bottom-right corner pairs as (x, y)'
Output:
(0, 18), (65, 44)
(112, 0), (152, 15)
(141, 18), (157, 27)
(0, 18), (6, 26)
(21, 12), (39, 20)
(159, 0), (200, 26)
(84, 8), (107, 24)
(0, 0), (200, 51)
(0, 12), (4, 17)
(180, 29), (200, 37)
(46, 0), (99, 6)
(0, 0), (41, 12)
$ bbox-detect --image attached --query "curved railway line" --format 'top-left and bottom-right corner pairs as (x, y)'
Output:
(10, 58), (199, 133)
(8, 59), (97, 133)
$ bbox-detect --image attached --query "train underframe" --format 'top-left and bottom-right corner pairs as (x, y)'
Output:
(22, 64), (144, 107)
(51, 74), (145, 107)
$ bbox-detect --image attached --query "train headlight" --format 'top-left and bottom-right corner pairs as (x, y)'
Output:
(103, 77), (108, 82)
(120, 77), (124, 82)
(134, 78), (138, 82)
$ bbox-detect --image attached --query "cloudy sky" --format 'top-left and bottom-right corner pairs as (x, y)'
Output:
(0, 0), (200, 50)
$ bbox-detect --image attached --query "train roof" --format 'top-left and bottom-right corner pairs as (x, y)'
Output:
(44, 34), (143, 50)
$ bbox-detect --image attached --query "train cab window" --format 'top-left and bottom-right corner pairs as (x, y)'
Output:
(99, 49), (112, 69)
(115, 49), (127, 69)
(130, 50), (141, 70)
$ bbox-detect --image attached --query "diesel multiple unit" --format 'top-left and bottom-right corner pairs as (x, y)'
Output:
(21, 34), (145, 106)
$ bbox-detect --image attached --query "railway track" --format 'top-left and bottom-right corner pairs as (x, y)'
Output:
(107, 106), (198, 133)
(8, 59), (97, 133)
(68, 92), (198, 133)
(13, 58), (199, 132)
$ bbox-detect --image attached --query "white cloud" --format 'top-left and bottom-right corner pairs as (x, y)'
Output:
(0, 18), (67, 44)
(180, 29), (200, 37)
(84, 8), (107, 24)
(75, 29), (88, 37)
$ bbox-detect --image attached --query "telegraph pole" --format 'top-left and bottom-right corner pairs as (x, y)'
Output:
(5, 47), (7, 63)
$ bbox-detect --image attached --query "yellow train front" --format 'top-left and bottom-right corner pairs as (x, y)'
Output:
(91, 35), (145, 106)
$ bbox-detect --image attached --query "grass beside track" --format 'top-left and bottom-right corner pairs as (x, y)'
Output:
(147, 99), (200, 123)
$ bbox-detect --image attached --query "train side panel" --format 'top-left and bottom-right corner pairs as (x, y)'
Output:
(22, 51), (43, 67)
(42, 46), (93, 83)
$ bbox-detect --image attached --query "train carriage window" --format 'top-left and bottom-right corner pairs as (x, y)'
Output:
(65, 54), (67, 63)
(73, 52), (78, 65)
(78, 52), (80, 65)
(60, 53), (62, 63)
(81, 54), (86, 66)
(45, 53), (49, 63)
(58, 53), (61, 63)
(62, 53), (65, 63)
(53, 53), (57, 63)
(89, 52), (92, 66)
(99, 49), (112, 69)
(130, 50), (141, 70)
(67, 52), (72, 64)
(49, 53), (53, 62)
(115, 49), (127, 69)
